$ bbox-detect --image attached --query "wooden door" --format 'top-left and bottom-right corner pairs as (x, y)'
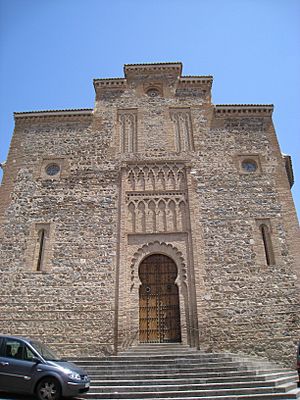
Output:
(139, 254), (181, 343)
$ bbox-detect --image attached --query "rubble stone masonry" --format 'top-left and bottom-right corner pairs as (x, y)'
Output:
(0, 63), (299, 366)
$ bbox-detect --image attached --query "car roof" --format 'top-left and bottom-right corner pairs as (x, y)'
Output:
(0, 335), (33, 344)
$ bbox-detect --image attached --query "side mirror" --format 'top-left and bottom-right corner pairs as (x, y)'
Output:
(32, 357), (41, 364)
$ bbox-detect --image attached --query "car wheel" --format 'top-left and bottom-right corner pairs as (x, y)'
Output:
(36, 377), (62, 400)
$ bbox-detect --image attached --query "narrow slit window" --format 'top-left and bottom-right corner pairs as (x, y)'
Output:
(260, 224), (275, 266)
(37, 229), (46, 271)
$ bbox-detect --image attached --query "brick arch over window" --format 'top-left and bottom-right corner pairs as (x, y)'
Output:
(130, 241), (187, 289)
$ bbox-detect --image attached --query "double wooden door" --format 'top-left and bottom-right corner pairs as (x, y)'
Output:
(139, 254), (181, 343)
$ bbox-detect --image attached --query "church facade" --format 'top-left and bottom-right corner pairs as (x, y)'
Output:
(0, 62), (299, 366)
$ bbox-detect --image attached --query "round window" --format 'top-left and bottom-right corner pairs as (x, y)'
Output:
(45, 163), (60, 176)
(147, 88), (160, 97)
(241, 160), (257, 173)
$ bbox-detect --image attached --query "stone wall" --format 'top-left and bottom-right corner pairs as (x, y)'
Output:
(0, 63), (299, 366)
(0, 112), (119, 356)
(192, 108), (299, 365)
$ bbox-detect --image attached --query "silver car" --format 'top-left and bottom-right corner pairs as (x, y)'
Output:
(0, 335), (90, 399)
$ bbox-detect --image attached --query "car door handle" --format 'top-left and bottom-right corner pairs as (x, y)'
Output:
(0, 362), (9, 366)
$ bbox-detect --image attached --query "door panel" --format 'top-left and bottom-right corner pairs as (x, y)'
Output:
(0, 339), (35, 392)
(139, 254), (181, 343)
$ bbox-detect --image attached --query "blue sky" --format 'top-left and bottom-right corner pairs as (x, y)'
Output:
(0, 0), (299, 219)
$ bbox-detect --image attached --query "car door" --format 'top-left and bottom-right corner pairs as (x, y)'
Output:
(0, 336), (11, 389)
(0, 338), (37, 393)
(0, 336), (7, 387)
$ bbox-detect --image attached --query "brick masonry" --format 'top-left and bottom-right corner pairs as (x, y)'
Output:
(0, 63), (299, 366)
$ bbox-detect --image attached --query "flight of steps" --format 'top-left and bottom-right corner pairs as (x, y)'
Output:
(74, 343), (300, 399)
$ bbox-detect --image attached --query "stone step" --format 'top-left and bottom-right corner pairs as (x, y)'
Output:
(85, 382), (298, 398)
(88, 376), (295, 391)
(127, 344), (192, 349)
(89, 373), (297, 386)
(86, 369), (291, 381)
(119, 345), (198, 354)
(118, 353), (274, 367)
(73, 354), (234, 363)
(81, 393), (300, 400)
(74, 358), (238, 366)
(77, 349), (218, 355)
(77, 361), (260, 370)
(82, 365), (279, 375)
(87, 371), (296, 382)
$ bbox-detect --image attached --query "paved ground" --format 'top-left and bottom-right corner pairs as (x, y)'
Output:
(0, 395), (32, 400)
(0, 394), (85, 400)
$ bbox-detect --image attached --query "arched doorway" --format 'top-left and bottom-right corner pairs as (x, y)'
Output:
(139, 254), (181, 343)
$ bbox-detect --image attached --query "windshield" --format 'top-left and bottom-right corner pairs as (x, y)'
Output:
(30, 340), (62, 361)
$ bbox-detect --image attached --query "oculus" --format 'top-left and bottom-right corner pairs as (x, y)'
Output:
(45, 163), (60, 176)
(241, 159), (257, 173)
(146, 88), (160, 97)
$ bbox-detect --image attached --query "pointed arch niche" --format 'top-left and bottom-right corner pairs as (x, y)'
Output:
(121, 241), (198, 348)
(139, 254), (181, 343)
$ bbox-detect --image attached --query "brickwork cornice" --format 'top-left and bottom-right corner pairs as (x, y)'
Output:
(14, 109), (93, 122)
(124, 62), (182, 77)
(215, 104), (273, 116)
(180, 76), (213, 84)
(93, 78), (127, 91)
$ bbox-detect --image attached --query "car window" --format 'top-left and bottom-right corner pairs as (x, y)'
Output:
(30, 340), (61, 361)
(4, 339), (35, 361)
(24, 345), (36, 361)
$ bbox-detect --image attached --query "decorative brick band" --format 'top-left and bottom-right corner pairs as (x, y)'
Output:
(215, 104), (273, 116)
(14, 109), (93, 120)
(93, 78), (127, 90)
(124, 62), (182, 76)
(179, 76), (213, 86)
